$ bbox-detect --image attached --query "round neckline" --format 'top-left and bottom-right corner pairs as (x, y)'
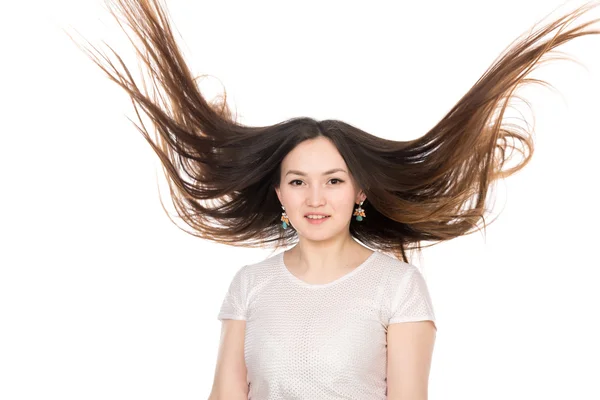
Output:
(279, 250), (379, 289)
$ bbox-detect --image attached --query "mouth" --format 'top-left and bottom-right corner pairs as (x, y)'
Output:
(304, 215), (331, 221)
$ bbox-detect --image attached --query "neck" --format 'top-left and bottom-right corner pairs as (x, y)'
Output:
(286, 236), (369, 272)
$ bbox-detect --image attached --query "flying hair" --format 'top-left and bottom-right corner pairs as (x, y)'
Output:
(65, 0), (600, 263)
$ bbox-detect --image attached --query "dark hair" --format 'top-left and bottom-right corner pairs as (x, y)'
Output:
(66, 0), (600, 263)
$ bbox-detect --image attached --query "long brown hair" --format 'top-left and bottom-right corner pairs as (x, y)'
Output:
(66, 0), (600, 263)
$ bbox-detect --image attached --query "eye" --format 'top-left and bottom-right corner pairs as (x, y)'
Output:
(288, 178), (344, 186)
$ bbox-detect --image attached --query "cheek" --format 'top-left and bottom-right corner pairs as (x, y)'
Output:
(334, 190), (357, 206)
(282, 187), (356, 212)
(283, 192), (305, 210)
(329, 196), (358, 215)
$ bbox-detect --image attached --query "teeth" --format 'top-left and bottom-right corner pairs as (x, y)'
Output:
(306, 215), (328, 219)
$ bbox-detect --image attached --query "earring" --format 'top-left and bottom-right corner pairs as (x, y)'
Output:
(353, 200), (366, 221)
(281, 205), (290, 229)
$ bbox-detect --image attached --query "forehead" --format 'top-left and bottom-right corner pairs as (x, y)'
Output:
(282, 137), (346, 168)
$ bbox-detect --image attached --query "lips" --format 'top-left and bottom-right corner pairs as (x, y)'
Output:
(305, 215), (330, 223)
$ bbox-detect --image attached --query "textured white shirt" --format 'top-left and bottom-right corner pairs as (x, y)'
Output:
(217, 250), (437, 400)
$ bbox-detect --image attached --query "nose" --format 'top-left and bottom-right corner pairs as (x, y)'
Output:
(306, 184), (326, 207)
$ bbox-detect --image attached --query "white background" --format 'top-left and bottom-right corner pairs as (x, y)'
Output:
(2, 0), (599, 399)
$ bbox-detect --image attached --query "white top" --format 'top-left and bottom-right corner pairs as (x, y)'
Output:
(217, 250), (437, 400)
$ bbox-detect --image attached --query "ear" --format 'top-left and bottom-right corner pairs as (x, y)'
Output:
(356, 190), (367, 204)
(275, 186), (282, 204)
(356, 192), (367, 204)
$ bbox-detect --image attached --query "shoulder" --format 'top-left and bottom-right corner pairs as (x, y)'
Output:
(376, 253), (433, 306)
(227, 251), (282, 289)
(243, 251), (281, 276)
(375, 252), (423, 284)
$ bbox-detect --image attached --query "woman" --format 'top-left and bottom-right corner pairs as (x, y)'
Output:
(68, 0), (600, 398)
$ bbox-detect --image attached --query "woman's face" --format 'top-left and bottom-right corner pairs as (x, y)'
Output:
(275, 137), (366, 240)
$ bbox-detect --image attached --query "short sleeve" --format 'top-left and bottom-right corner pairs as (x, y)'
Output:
(388, 266), (437, 330)
(217, 265), (249, 321)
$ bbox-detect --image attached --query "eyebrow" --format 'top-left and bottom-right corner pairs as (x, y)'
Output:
(285, 168), (347, 177)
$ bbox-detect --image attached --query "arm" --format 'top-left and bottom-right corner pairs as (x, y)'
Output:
(208, 319), (249, 400)
(386, 320), (436, 400)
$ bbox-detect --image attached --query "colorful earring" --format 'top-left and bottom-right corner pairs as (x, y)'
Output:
(281, 205), (290, 229)
(353, 200), (366, 221)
